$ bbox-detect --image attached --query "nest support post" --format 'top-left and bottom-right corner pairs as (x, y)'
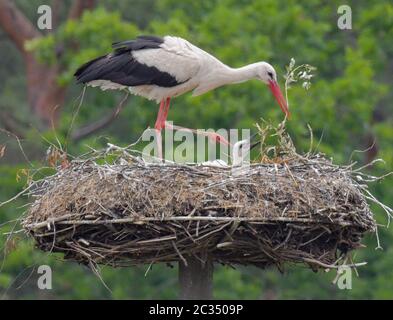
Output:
(179, 255), (214, 300)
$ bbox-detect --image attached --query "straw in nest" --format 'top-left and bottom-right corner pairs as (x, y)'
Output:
(21, 123), (385, 271)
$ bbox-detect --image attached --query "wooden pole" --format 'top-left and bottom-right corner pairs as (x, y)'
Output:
(179, 256), (213, 299)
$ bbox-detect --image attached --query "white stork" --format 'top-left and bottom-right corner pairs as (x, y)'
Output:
(75, 35), (289, 157)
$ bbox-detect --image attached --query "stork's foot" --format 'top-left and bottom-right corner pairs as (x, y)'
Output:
(164, 121), (231, 146)
(205, 132), (231, 146)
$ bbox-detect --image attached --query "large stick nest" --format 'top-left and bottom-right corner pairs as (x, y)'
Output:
(22, 123), (378, 271)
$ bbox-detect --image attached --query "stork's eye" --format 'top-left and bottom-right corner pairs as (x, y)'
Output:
(267, 71), (273, 79)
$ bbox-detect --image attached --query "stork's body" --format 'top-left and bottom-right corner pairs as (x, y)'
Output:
(75, 35), (289, 157)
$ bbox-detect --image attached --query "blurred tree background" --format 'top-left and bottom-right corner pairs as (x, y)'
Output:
(0, 0), (392, 299)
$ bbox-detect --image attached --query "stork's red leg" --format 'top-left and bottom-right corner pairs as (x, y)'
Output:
(155, 99), (166, 131)
(163, 97), (171, 121)
(154, 98), (171, 130)
(155, 97), (229, 159)
(154, 99), (167, 159)
(160, 97), (230, 146)
(154, 98), (172, 159)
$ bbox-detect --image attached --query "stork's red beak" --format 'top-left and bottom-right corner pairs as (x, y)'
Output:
(268, 80), (290, 119)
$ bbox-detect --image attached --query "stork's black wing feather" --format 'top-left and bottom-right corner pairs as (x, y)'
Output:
(74, 54), (107, 79)
(74, 35), (181, 88)
(112, 35), (163, 51)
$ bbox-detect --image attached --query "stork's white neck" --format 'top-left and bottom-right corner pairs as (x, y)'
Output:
(232, 139), (249, 167)
(192, 62), (261, 96)
(232, 147), (244, 167)
(224, 63), (259, 84)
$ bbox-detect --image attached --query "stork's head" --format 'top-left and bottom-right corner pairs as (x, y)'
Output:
(256, 62), (290, 119)
(232, 133), (260, 167)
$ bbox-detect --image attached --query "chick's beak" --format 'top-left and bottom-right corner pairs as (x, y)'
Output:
(249, 133), (261, 150)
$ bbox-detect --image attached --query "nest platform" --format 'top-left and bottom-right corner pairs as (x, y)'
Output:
(22, 146), (376, 271)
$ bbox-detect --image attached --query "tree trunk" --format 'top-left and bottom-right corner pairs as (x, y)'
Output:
(0, 0), (95, 127)
(25, 54), (66, 126)
(179, 256), (213, 300)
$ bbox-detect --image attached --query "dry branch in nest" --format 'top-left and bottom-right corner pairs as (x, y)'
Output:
(21, 122), (381, 272)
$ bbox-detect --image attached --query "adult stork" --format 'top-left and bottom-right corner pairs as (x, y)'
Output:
(74, 35), (289, 158)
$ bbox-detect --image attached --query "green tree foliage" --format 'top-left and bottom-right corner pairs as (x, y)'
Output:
(0, 0), (392, 299)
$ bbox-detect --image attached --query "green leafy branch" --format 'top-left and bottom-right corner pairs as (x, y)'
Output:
(284, 58), (316, 109)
